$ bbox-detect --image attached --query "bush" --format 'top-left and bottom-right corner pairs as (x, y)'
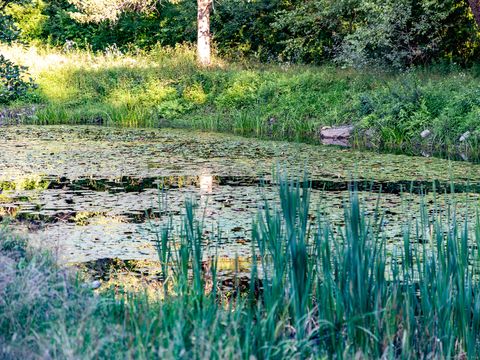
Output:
(0, 15), (20, 43)
(353, 72), (480, 155)
(0, 55), (36, 104)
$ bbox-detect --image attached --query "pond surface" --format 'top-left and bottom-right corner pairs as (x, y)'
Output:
(1, 125), (479, 275)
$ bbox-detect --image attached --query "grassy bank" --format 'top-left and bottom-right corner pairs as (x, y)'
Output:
(2, 44), (480, 160)
(2, 179), (480, 358)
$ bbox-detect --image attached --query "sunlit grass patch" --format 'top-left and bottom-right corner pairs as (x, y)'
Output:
(2, 43), (480, 160)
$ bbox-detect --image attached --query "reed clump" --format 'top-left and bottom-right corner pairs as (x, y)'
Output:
(1, 180), (480, 358)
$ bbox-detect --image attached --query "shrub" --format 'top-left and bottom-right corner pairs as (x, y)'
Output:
(0, 15), (19, 43)
(215, 72), (261, 109)
(0, 54), (36, 104)
(5, 0), (48, 41)
(182, 83), (207, 105)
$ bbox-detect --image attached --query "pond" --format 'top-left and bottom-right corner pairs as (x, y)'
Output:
(1, 125), (479, 278)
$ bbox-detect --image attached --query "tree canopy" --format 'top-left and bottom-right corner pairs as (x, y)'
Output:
(1, 0), (480, 67)
(67, 0), (157, 23)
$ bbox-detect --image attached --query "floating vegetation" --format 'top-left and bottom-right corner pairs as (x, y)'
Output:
(1, 124), (480, 357)
(1, 126), (479, 267)
(1, 125), (479, 183)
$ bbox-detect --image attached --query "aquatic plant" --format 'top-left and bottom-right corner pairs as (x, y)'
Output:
(1, 178), (480, 358)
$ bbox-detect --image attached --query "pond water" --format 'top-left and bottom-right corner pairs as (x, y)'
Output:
(1, 126), (479, 277)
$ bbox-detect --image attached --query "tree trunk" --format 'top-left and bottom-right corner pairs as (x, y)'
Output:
(197, 0), (212, 67)
(469, 0), (480, 27)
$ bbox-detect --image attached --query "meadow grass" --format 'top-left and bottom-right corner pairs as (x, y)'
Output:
(2, 43), (480, 160)
(1, 179), (480, 359)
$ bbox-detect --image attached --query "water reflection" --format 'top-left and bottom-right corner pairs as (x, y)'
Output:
(199, 175), (214, 194)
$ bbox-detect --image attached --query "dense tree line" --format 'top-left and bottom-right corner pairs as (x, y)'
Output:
(2, 0), (480, 67)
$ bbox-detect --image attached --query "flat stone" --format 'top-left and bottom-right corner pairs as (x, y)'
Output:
(320, 125), (354, 146)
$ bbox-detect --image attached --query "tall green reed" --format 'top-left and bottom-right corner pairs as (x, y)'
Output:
(153, 176), (480, 358)
(6, 176), (478, 358)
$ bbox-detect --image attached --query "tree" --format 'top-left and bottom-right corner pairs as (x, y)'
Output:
(197, 0), (212, 66)
(469, 0), (480, 27)
(273, 0), (472, 68)
(68, 0), (213, 66)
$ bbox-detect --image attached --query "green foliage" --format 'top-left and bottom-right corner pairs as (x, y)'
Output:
(214, 71), (261, 108)
(5, 44), (479, 159)
(0, 0), (34, 43)
(0, 14), (20, 43)
(212, 0), (288, 62)
(11, 0), (196, 50)
(354, 71), (480, 153)
(272, 0), (350, 63)
(337, 0), (469, 68)
(67, 0), (157, 23)
(272, 0), (480, 67)
(2, 179), (480, 357)
(4, 0), (480, 67)
(0, 55), (36, 104)
(0, 0), (38, 105)
(0, 225), (27, 258)
(5, 0), (48, 41)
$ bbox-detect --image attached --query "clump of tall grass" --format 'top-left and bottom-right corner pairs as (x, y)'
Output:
(3, 43), (480, 160)
(1, 179), (480, 358)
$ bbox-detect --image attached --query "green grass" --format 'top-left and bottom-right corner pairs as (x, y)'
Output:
(2, 43), (480, 160)
(2, 178), (480, 358)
